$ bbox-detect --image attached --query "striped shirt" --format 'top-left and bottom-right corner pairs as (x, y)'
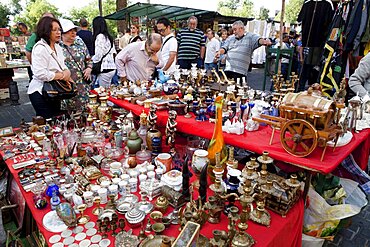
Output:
(222, 33), (261, 76)
(177, 28), (205, 60)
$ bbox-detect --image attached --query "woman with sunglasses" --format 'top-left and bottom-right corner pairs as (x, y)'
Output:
(27, 16), (71, 119)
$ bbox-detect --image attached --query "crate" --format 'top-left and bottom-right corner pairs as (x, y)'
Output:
(0, 88), (9, 99)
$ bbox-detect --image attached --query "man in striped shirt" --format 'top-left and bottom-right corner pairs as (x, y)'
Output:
(215, 20), (271, 83)
(177, 16), (205, 69)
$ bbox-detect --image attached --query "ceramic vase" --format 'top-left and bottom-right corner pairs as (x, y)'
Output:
(97, 96), (112, 123)
(126, 129), (143, 155)
(86, 94), (99, 119)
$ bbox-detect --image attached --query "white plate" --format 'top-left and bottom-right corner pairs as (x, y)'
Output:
(84, 221), (95, 229)
(99, 239), (111, 247)
(75, 232), (86, 241)
(63, 236), (75, 246)
(52, 243), (63, 247)
(49, 235), (61, 244)
(90, 244), (99, 247)
(79, 239), (91, 247)
(86, 228), (97, 236)
(69, 244), (79, 247)
(42, 211), (68, 233)
(61, 229), (72, 238)
(73, 226), (84, 234)
(91, 235), (102, 243)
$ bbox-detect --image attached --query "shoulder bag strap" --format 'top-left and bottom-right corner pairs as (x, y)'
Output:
(65, 46), (84, 72)
(99, 42), (113, 62)
(161, 36), (175, 51)
(34, 42), (65, 71)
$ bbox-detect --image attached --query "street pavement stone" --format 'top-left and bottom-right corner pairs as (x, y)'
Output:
(1, 68), (369, 246)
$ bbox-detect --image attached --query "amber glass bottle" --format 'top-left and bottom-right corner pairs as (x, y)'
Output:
(207, 95), (228, 182)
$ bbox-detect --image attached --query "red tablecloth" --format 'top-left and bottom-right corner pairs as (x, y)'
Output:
(2, 153), (304, 247)
(108, 96), (370, 174)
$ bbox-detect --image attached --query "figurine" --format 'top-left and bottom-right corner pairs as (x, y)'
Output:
(165, 110), (177, 153)
(195, 107), (208, 121)
(147, 105), (158, 130)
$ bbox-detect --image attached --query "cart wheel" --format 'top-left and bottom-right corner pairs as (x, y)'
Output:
(280, 119), (318, 157)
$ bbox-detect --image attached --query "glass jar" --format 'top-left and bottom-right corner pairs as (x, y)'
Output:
(136, 145), (152, 165)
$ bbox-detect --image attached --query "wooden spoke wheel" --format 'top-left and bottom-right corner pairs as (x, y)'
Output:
(280, 119), (318, 157)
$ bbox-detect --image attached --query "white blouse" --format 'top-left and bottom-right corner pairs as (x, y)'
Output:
(92, 34), (117, 71)
(27, 39), (68, 95)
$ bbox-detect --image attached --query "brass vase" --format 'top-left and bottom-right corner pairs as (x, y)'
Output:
(97, 96), (112, 123)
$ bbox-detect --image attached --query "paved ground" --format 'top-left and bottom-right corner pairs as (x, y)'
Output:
(0, 68), (369, 246)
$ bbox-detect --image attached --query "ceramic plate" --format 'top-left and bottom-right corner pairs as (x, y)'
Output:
(51, 243), (63, 247)
(69, 244), (79, 247)
(84, 221), (95, 229)
(86, 228), (97, 236)
(63, 236), (75, 246)
(73, 226), (84, 234)
(49, 235), (61, 244)
(99, 239), (111, 247)
(75, 232), (86, 241)
(79, 239), (91, 247)
(61, 229), (72, 238)
(42, 211), (68, 233)
(90, 244), (99, 247)
(91, 235), (102, 243)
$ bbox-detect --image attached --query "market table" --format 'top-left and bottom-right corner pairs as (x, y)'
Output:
(1, 150), (304, 247)
(107, 96), (370, 174)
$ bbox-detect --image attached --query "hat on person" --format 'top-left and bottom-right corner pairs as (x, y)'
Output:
(60, 19), (77, 33)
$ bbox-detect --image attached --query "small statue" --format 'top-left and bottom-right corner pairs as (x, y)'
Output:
(165, 110), (177, 153)
(195, 106), (208, 121)
(333, 77), (347, 103)
(147, 105), (158, 130)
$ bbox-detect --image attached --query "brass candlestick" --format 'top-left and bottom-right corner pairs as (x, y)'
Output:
(92, 197), (103, 216)
(77, 204), (90, 224)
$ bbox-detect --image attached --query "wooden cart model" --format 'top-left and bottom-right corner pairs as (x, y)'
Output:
(253, 89), (344, 161)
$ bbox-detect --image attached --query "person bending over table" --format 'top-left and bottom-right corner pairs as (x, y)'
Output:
(116, 33), (163, 83)
(349, 53), (370, 98)
(27, 16), (72, 119)
(215, 20), (272, 84)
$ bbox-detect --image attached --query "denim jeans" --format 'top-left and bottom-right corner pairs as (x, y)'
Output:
(205, 62), (218, 73)
(178, 58), (203, 69)
(29, 91), (62, 119)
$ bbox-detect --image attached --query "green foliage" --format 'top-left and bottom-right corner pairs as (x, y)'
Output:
(0, 3), (11, 28)
(218, 0), (255, 18)
(15, 0), (61, 32)
(9, 0), (23, 15)
(258, 7), (269, 20)
(275, 0), (304, 24)
(67, 0), (118, 37)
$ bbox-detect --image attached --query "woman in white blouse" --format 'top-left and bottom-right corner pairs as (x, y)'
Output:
(27, 16), (72, 119)
(92, 16), (116, 88)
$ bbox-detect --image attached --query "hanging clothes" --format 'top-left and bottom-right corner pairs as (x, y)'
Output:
(319, 2), (349, 97)
(297, 0), (335, 47)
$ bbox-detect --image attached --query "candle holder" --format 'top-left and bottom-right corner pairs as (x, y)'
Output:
(111, 220), (117, 236)
(92, 197), (103, 216)
(77, 204), (90, 224)
(118, 218), (126, 232)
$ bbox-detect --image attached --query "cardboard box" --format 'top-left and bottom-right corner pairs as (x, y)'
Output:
(0, 88), (9, 99)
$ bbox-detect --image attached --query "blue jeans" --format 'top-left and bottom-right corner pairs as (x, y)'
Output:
(178, 58), (203, 69)
(205, 62), (218, 73)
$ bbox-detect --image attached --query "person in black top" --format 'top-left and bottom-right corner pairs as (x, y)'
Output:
(77, 18), (94, 56)
(129, 24), (143, 43)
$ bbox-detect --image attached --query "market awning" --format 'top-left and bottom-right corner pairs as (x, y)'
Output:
(105, 2), (210, 21)
(104, 2), (252, 24)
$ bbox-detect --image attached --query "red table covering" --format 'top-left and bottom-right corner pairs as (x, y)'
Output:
(2, 152), (304, 247)
(108, 96), (370, 174)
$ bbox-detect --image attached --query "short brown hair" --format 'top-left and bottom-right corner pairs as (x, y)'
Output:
(79, 18), (88, 27)
(35, 16), (61, 45)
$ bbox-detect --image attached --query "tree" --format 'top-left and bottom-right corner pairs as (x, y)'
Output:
(9, 0), (23, 15)
(275, 0), (304, 24)
(15, 0), (60, 31)
(218, 0), (255, 18)
(116, 0), (128, 34)
(68, 0), (118, 36)
(0, 3), (11, 28)
(258, 7), (269, 20)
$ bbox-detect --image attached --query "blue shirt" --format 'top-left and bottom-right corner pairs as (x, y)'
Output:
(77, 29), (94, 56)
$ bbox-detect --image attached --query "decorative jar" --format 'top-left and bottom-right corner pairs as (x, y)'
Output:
(97, 96), (112, 122)
(87, 94), (99, 119)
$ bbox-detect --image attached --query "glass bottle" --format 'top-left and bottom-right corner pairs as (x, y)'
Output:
(207, 95), (228, 182)
(137, 111), (148, 147)
(50, 191), (61, 210)
(136, 144), (152, 165)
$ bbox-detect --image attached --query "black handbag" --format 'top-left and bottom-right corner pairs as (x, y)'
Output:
(42, 51), (77, 100)
(91, 44), (112, 75)
(42, 79), (76, 100)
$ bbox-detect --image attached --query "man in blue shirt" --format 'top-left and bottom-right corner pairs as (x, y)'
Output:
(77, 18), (94, 56)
